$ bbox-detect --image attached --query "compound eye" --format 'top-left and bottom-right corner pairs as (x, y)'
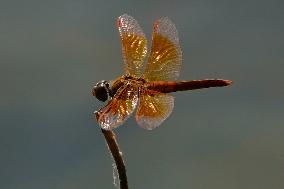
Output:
(92, 85), (108, 102)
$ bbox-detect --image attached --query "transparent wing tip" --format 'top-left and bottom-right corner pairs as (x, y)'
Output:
(117, 14), (134, 27)
(153, 17), (179, 45)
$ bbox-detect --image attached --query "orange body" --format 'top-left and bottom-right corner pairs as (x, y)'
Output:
(145, 79), (232, 93)
(111, 76), (231, 95)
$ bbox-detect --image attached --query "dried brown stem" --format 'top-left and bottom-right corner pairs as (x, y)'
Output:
(101, 129), (128, 189)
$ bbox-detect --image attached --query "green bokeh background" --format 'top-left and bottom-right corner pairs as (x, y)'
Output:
(0, 0), (283, 188)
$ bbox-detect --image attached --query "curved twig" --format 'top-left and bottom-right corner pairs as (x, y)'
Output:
(101, 129), (128, 189)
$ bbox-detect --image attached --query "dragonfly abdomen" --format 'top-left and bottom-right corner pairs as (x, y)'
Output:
(146, 79), (232, 93)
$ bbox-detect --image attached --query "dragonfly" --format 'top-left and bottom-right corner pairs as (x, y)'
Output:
(92, 14), (232, 130)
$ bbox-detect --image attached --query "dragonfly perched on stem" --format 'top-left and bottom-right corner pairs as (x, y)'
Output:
(92, 14), (232, 130)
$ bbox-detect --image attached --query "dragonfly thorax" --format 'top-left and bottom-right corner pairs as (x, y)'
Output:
(110, 75), (146, 96)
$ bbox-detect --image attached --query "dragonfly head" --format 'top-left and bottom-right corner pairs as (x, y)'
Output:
(92, 80), (111, 102)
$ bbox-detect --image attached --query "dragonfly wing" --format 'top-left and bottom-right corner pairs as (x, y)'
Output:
(136, 89), (174, 130)
(117, 14), (147, 77)
(95, 82), (138, 130)
(143, 17), (182, 81)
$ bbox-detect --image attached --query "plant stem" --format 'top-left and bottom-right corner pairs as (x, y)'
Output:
(101, 129), (128, 189)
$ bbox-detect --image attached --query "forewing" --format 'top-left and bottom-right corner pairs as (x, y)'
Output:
(136, 89), (174, 130)
(95, 82), (138, 130)
(143, 17), (182, 81)
(117, 14), (147, 77)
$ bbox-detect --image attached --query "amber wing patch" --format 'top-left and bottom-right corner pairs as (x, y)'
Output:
(136, 89), (174, 130)
(95, 82), (138, 130)
(117, 14), (147, 77)
(143, 17), (182, 81)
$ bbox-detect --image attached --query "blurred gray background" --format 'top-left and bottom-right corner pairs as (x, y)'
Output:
(0, 0), (283, 188)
